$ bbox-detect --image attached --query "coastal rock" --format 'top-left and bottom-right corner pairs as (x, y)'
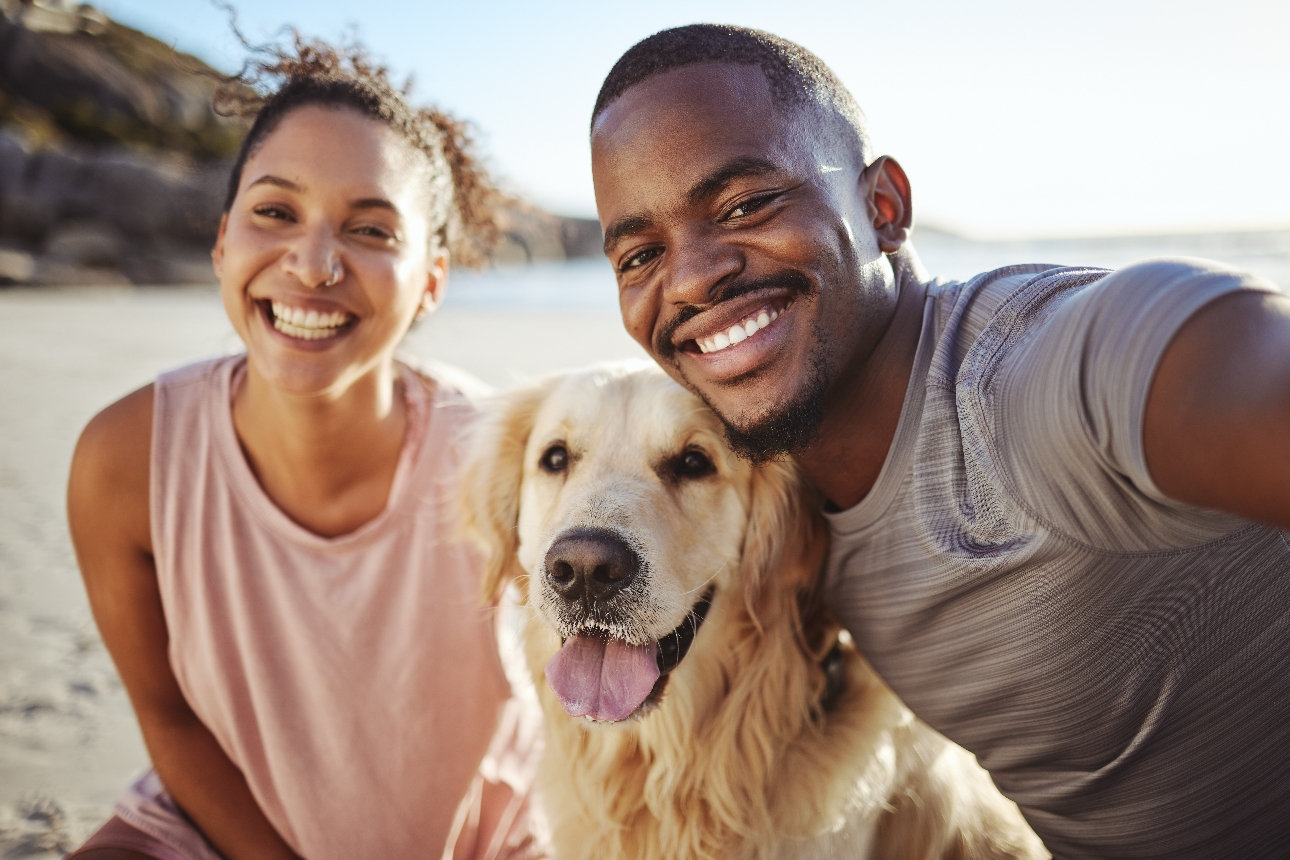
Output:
(0, 1), (600, 286)
(0, 0), (241, 159)
(495, 205), (602, 265)
(0, 247), (34, 282)
(46, 220), (124, 267)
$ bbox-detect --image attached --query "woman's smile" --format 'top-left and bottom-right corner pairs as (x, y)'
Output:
(259, 299), (357, 342)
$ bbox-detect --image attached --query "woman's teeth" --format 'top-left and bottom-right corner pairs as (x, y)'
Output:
(696, 307), (780, 354)
(270, 301), (352, 341)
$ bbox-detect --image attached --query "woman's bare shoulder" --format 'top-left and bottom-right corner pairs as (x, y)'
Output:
(68, 383), (155, 552)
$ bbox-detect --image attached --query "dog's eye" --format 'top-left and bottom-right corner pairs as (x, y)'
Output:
(673, 449), (715, 480)
(540, 445), (569, 473)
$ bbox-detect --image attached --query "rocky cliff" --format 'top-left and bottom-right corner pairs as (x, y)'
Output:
(0, 0), (600, 286)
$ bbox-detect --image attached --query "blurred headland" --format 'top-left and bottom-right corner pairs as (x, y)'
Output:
(0, 0), (602, 287)
(1, 0), (1287, 294)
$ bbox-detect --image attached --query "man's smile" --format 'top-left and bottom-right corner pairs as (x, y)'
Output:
(669, 297), (801, 385)
(694, 302), (783, 354)
(662, 268), (816, 384)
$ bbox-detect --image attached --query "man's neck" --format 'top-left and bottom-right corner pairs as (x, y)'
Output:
(794, 249), (929, 510)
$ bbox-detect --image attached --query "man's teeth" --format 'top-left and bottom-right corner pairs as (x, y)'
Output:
(696, 307), (779, 355)
(270, 301), (352, 341)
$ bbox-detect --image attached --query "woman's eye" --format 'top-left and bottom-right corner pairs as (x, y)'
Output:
(674, 449), (715, 479)
(540, 445), (569, 473)
(354, 224), (395, 242)
(252, 205), (292, 221)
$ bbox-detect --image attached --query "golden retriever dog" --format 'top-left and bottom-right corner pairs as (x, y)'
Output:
(461, 363), (1046, 860)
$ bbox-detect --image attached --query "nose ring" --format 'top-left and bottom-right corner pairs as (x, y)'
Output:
(323, 259), (343, 287)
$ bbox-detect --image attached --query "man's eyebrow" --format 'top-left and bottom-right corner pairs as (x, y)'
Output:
(603, 214), (654, 256)
(686, 156), (780, 207)
(601, 157), (782, 256)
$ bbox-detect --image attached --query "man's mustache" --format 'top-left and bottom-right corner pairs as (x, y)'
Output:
(657, 270), (814, 359)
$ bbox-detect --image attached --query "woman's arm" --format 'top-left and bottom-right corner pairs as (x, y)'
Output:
(68, 385), (302, 860)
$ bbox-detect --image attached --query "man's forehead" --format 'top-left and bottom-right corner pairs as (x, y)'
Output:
(591, 64), (809, 216)
(596, 63), (778, 127)
(592, 63), (788, 161)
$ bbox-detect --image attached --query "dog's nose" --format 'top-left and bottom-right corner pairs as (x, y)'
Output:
(544, 528), (640, 601)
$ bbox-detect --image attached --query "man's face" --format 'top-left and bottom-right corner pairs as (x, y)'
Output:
(592, 63), (898, 460)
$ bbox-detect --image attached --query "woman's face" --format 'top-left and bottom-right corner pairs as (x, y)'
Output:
(213, 105), (445, 397)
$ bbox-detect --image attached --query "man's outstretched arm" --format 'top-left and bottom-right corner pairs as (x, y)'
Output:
(1145, 289), (1290, 530)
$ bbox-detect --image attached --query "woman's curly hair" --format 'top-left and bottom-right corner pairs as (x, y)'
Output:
(214, 34), (507, 268)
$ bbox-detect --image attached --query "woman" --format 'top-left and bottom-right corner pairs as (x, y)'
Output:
(66, 38), (540, 860)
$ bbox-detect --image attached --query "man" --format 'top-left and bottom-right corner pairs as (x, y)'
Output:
(589, 24), (1290, 859)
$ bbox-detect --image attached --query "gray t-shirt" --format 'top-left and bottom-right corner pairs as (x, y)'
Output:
(824, 259), (1290, 859)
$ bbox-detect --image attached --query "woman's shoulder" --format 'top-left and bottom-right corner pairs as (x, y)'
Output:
(69, 356), (239, 542)
(397, 355), (493, 409)
(76, 382), (155, 477)
(69, 381), (155, 551)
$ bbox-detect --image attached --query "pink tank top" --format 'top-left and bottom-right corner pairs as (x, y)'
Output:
(147, 355), (538, 859)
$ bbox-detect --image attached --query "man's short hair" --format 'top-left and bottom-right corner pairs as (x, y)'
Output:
(592, 24), (872, 166)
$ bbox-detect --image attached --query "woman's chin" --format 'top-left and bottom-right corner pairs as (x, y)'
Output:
(244, 344), (366, 399)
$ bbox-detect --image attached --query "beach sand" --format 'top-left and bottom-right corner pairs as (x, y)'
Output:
(3, 234), (1287, 855)
(0, 284), (644, 856)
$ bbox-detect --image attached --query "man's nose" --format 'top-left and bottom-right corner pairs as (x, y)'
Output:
(661, 231), (743, 308)
(282, 223), (342, 289)
(544, 528), (641, 603)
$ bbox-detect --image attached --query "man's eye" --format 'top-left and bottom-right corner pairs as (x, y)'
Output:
(620, 247), (661, 272)
(540, 445), (569, 473)
(726, 194), (774, 220)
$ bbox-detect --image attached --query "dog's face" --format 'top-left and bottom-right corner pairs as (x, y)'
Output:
(515, 366), (752, 721)
(463, 364), (808, 724)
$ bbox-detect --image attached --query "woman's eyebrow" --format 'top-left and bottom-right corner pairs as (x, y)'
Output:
(247, 174), (302, 192)
(350, 197), (397, 212)
(246, 176), (397, 214)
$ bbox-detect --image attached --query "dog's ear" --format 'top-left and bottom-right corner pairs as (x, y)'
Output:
(737, 458), (828, 631)
(458, 378), (556, 603)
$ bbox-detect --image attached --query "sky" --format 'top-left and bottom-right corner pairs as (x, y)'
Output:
(96, 0), (1290, 239)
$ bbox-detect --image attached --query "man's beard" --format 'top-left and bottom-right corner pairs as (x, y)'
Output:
(709, 343), (830, 465)
(660, 268), (831, 465)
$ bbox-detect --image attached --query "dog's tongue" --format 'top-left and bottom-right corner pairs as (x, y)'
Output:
(545, 635), (660, 722)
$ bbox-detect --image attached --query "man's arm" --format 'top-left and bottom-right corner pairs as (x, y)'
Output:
(68, 386), (301, 860)
(1144, 290), (1290, 530)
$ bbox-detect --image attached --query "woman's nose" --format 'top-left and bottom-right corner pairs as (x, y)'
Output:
(282, 223), (343, 289)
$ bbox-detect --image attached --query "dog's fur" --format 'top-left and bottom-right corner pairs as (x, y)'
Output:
(460, 364), (1046, 860)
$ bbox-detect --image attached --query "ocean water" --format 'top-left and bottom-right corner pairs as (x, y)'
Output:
(445, 229), (1290, 310)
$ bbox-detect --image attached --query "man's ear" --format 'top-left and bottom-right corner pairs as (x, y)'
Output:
(211, 213), (228, 278)
(417, 250), (450, 320)
(861, 156), (913, 255)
